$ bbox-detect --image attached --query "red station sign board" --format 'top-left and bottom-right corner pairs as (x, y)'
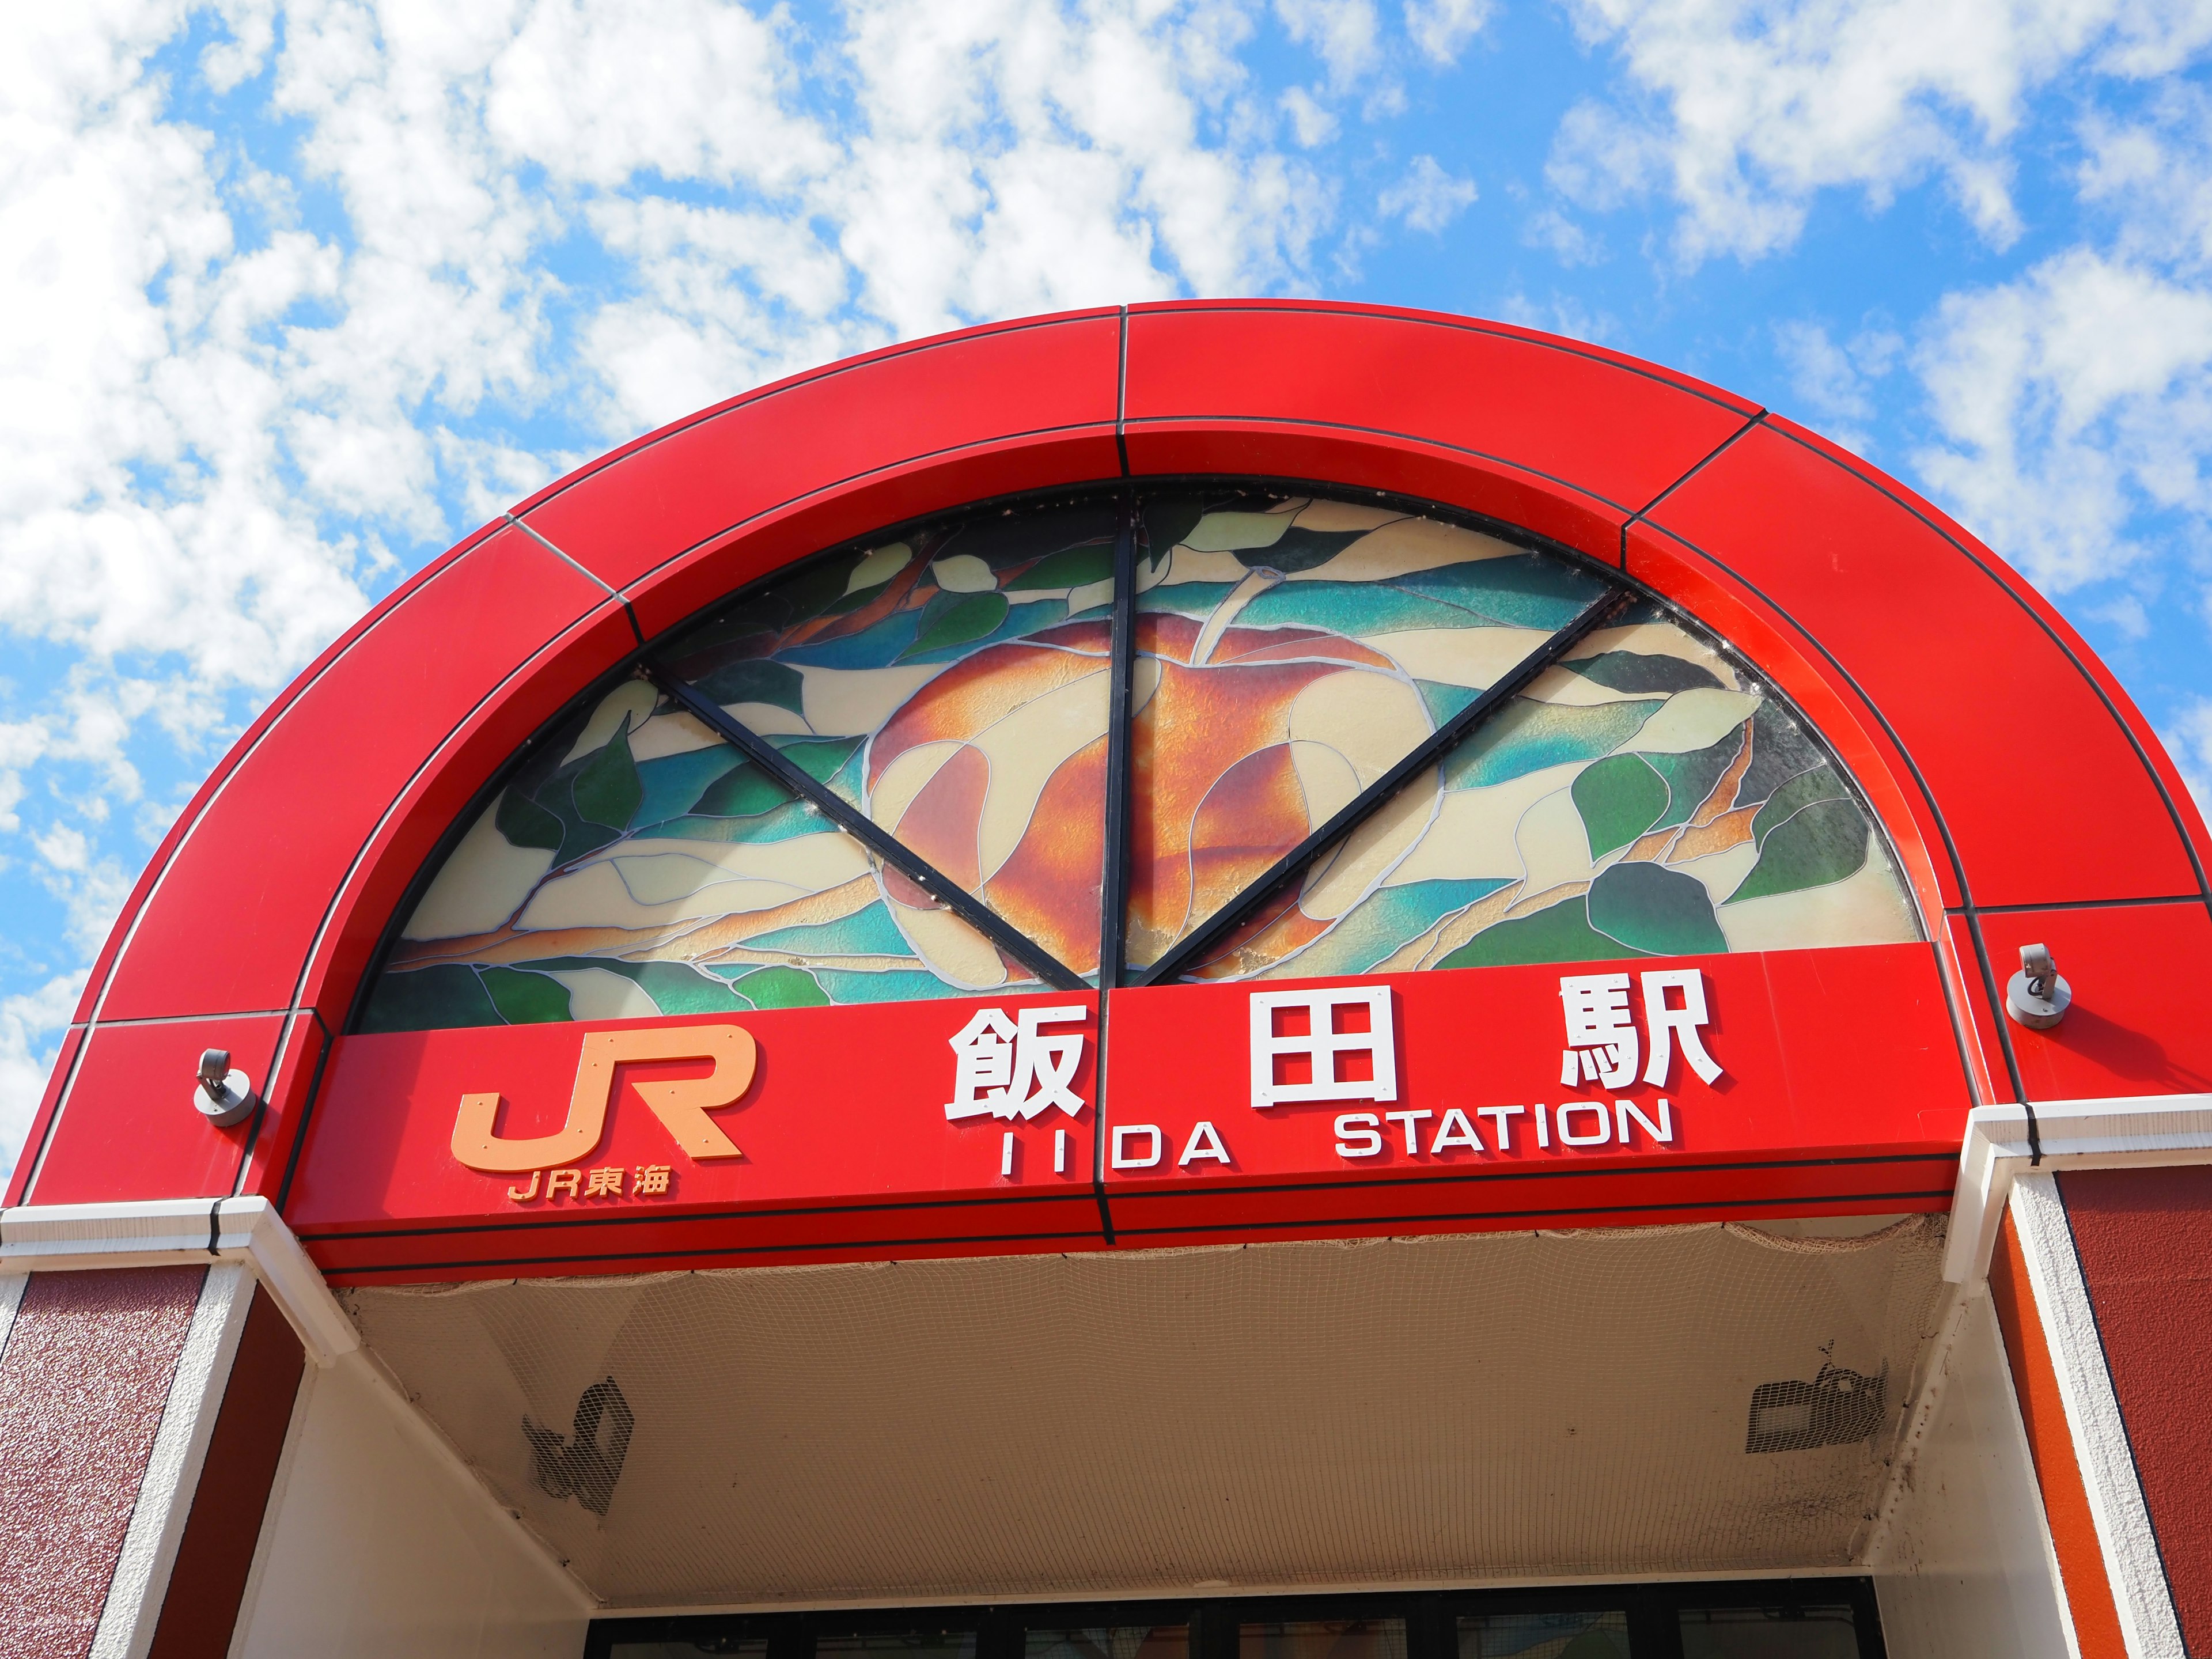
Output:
(290, 941), (1969, 1281)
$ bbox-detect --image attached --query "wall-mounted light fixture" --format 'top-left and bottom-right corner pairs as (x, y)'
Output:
(192, 1048), (260, 1127)
(2005, 943), (2071, 1030)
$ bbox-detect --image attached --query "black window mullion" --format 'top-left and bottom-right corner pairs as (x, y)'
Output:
(1135, 584), (1634, 988)
(1098, 491), (1142, 991)
(642, 664), (1088, 993)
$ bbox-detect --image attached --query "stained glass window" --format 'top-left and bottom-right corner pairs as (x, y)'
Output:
(361, 484), (1919, 1032)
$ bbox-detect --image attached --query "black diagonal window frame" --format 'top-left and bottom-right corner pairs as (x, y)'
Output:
(633, 483), (1638, 999)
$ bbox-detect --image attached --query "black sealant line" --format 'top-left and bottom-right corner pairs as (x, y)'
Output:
(646, 666), (1087, 994)
(1136, 584), (1633, 988)
(1089, 492), (1141, 1243)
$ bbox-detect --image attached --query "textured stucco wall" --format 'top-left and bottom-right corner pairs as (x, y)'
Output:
(2061, 1165), (2212, 1655)
(0, 1267), (205, 1659)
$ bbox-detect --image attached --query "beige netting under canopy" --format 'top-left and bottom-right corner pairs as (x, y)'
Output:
(345, 1217), (1948, 1609)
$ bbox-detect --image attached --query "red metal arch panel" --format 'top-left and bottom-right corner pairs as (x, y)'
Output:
(36, 298), (2205, 1218)
(1642, 416), (2211, 910)
(1121, 301), (1758, 565)
(515, 310), (1126, 627)
(94, 527), (618, 1024)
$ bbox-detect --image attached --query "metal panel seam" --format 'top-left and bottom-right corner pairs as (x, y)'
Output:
(282, 592), (635, 1017)
(515, 310), (1122, 520)
(605, 419), (1125, 607)
(1117, 412), (1637, 516)
(1126, 301), (1760, 416)
(1770, 423), (2212, 912)
(1631, 517), (2024, 1107)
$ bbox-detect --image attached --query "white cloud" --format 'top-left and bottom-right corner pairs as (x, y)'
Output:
(0, 969), (85, 1179)
(1912, 248), (2212, 592)
(1379, 153), (1477, 231)
(2164, 694), (2212, 806)
(1280, 85), (1340, 147)
(1404, 0), (1494, 63)
(1550, 0), (2212, 264)
(1275, 0), (1383, 87)
(1524, 206), (1605, 265)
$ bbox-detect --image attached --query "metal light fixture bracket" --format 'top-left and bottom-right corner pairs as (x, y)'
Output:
(192, 1047), (260, 1127)
(2006, 943), (2071, 1030)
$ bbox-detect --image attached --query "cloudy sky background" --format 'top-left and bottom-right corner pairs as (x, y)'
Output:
(6, 0), (2212, 1174)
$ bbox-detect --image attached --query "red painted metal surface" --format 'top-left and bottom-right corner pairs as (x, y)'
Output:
(0, 1267), (206, 1659)
(30, 1014), (291, 1205)
(2058, 1166), (2212, 1653)
(28, 300), (2212, 1253)
(95, 525), (616, 1024)
(1101, 942), (1965, 1246)
(522, 310), (1126, 624)
(1642, 418), (2204, 910)
(292, 991), (1104, 1279)
(1978, 903), (2212, 1101)
(285, 945), (1965, 1282)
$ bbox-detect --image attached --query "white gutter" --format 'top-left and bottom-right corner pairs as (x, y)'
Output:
(0, 1196), (359, 1366)
(1943, 1093), (2212, 1283)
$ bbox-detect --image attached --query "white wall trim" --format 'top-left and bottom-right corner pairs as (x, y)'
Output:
(0, 1196), (358, 1366)
(0, 1267), (25, 1362)
(91, 1262), (255, 1659)
(1944, 1095), (2212, 1284)
(2010, 1172), (2187, 1658)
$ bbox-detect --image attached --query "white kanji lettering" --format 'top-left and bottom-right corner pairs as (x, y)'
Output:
(944, 1005), (1089, 1121)
(1249, 988), (1397, 1111)
(1641, 969), (1723, 1086)
(1559, 972), (1639, 1089)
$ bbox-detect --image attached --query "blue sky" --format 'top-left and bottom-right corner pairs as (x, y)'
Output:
(5, 0), (2212, 1173)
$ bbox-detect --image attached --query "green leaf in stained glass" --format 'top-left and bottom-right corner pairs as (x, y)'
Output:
(1234, 525), (1372, 573)
(1751, 762), (1848, 844)
(1738, 698), (1827, 804)
(691, 760), (791, 819)
(760, 556), (854, 627)
(1646, 724), (1748, 830)
(774, 736), (865, 783)
(625, 962), (753, 1014)
(634, 747), (745, 828)
(1434, 895), (1650, 969)
(494, 785), (563, 853)
(725, 964), (831, 1007)
(1442, 698), (1664, 790)
(904, 590), (1009, 657)
(1006, 544), (1113, 590)
(1726, 797), (1872, 903)
(1565, 650), (1724, 694)
(1416, 679), (1482, 726)
(358, 964), (501, 1032)
(571, 717), (642, 830)
(1586, 859), (1728, 956)
(691, 657), (806, 716)
(480, 967), (573, 1025)
(1573, 753), (1670, 860)
(1141, 496), (1210, 556)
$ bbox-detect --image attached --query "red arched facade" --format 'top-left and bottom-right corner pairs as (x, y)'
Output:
(17, 299), (2211, 1236)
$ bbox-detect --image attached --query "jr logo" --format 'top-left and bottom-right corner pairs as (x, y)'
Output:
(452, 1025), (756, 1174)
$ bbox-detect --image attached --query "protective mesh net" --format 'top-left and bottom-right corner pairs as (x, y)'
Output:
(345, 1217), (1947, 1608)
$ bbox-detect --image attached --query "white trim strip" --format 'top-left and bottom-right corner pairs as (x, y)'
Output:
(2010, 1172), (2187, 1658)
(0, 1197), (357, 1366)
(1945, 1094), (2212, 1283)
(0, 1268), (25, 1362)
